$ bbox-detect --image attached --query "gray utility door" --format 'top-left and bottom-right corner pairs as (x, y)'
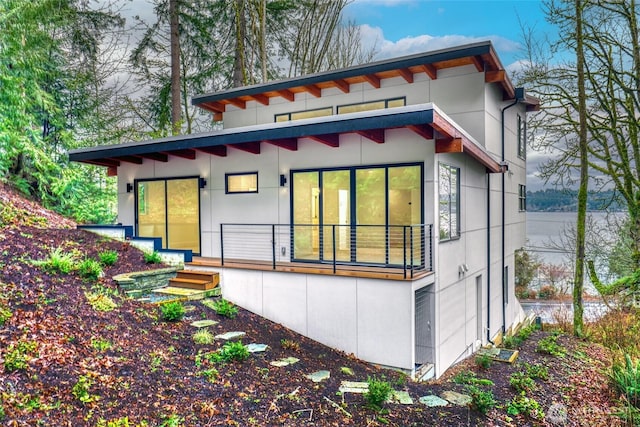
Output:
(415, 286), (434, 365)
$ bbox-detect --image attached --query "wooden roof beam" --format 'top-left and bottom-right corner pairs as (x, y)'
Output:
(435, 138), (463, 153)
(303, 84), (322, 98)
(230, 142), (261, 154)
(356, 129), (385, 144)
(471, 55), (485, 72)
(264, 138), (298, 151)
(113, 155), (143, 164)
(407, 124), (434, 140)
(107, 166), (117, 177)
(330, 79), (350, 93)
(249, 93), (269, 105)
(363, 73), (381, 89)
(228, 98), (246, 109)
(201, 101), (225, 113)
(418, 64), (437, 80)
(398, 68), (414, 83)
(277, 89), (295, 102)
(308, 133), (339, 147)
(163, 149), (196, 160)
(485, 70), (505, 84)
(197, 146), (227, 157)
(138, 152), (168, 162)
(213, 112), (223, 122)
(84, 159), (120, 168)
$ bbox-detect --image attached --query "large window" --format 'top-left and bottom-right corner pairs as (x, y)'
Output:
(136, 177), (201, 254)
(517, 115), (526, 159)
(291, 163), (423, 266)
(438, 163), (460, 241)
(519, 184), (527, 212)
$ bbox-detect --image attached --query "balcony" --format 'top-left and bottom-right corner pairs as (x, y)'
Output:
(190, 224), (433, 281)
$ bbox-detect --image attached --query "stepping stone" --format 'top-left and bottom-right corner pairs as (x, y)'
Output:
(419, 395), (449, 407)
(339, 381), (369, 394)
(270, 357), (299, 367)
(389, 390), (413, 405)
(440, 390), (472, 406)
(306, 370), (330, 383)
(215, 331), (246, 340)
(191, 320), (218, 328)
(340, 367), (354, 376)
(245, 343), (268, 353)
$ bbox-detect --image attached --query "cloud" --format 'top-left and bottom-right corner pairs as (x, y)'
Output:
(356, 24), (521, 60)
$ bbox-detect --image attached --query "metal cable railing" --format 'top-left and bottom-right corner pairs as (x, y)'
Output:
(220, 223), (433, 278)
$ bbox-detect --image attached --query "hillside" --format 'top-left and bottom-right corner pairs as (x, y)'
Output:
(0, 185), (622, 426)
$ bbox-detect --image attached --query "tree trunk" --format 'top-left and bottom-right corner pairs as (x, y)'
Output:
(169, 0), (181, 135)
(573, 0), (588, 337)
(232, 0), (246, 87)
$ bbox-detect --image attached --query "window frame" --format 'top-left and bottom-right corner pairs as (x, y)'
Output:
(225, 171), (259, 194)
(517, 114), (527, 159)
(438, 163), (461, 242)
(274, 106), (333, 123)
(518, 184), (527, 212)
(337, 97), (406, 115)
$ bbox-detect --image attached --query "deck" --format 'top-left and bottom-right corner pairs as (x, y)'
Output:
(187, 257), (432, 281)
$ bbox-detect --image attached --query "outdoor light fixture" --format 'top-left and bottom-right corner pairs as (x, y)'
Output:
(279, 174), (287, 187)
(126, 183), (134, 193)
(199, 177), (207, 189)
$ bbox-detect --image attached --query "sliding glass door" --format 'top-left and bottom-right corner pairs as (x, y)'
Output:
(136, 177), (201, 254)
(291, 163), (423, 266)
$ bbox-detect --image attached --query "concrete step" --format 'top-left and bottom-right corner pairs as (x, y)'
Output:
(414, 363), (435, 382)
(154, 286), (221, 301)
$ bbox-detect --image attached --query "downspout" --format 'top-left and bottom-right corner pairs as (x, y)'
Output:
(486, 174), (494, 345)
(500, 87), (525, 334)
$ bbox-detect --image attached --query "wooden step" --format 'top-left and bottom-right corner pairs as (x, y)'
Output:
(169, 270), (220, 291)
(169, 277), (215, 290)
(176, 270), (219, 283)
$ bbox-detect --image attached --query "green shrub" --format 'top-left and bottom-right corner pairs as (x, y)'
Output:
(452, 370), (494, 386)
(160, 301), (185, 322)
(524, 362), (549, 381)
(211, 341), (249, 363)
(193, 328), (215, 345)
(509, 371), (536, 393)
(85, 291), (118, 312)
(364, 377), (393, 411)
(97, 417), (150, 427)
(467, 385), (496, 415)
(78, 258), (103, 280)
(507, 392), (544, 420)
(99, 250), (118, 266)
(72, 374), (99, 404)
(91, 337), (113, 352)
(33, 247), (76, 274)
(144, 251), (162, 264)
(0, 401), (4, 421)
(612, 354), (640, 408)
(536, 332), (565, 357)
(475, 353), (493, 370)
(199, 368), (219, 383)
(0, 303), (12, 326)
(280, 338), (300, 352)
(4, 340), (38, 372)
(517, 324), (536, 340)
(212, 299), (238, 319)
(159, 414), (184, 427)
(502, 335), (523, 349)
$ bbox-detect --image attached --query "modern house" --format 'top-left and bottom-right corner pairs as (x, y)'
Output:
(70, 41), (539, 379)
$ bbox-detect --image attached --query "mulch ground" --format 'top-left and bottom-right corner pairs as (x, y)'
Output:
(0, 185), (626, 426)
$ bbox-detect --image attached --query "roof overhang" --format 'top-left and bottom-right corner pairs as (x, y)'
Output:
(69, 103), (504, 175)
(192, 41), (539, 118)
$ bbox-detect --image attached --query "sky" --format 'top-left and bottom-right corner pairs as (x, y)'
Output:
(345, 0), (553, 68)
